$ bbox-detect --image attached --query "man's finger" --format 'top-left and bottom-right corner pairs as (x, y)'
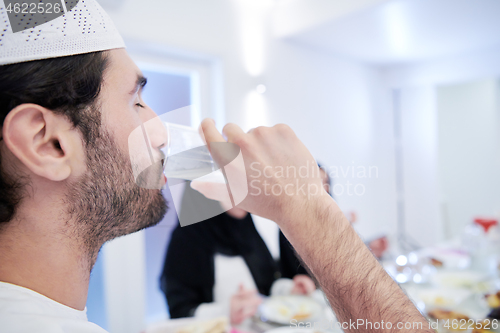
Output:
(200, 119), (225, 149)
(222, 123), (245, 143)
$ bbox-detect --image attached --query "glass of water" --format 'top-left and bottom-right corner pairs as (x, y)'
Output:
(161, 122), (217, 181)
(128, 108), (227, 189)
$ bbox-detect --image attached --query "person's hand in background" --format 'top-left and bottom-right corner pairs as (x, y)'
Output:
(368, 236), (388, 259)
(230, 285), (262, 325)
(290, 275), (316, 295)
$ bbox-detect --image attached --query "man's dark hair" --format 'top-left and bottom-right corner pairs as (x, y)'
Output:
(0, 51), (109, 223)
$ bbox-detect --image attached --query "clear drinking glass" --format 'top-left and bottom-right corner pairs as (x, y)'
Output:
(128, 108), (226, 190)
(161, 122), (217, 181)
(128, 107), (249, 226)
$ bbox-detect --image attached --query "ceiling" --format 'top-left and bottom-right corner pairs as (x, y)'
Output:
(286, 0), (500, 64)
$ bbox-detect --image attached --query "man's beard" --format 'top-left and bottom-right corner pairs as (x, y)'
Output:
(66, 126), (167, 263)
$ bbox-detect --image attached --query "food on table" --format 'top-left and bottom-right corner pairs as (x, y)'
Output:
(430, 258), (444, 268)
(485, 291), (500, 308)
(260, 296), (321, 324)
(277, 305), (291, 317)
(428, 310), (482, 332)
(291, 309), (312, 321)
(431, 271), (486, 289)
(281, 303), (312, 321)
(177, 318), (228, 333)
(475, 281), (492, 293)
(427, 309), (469, 321)
(419, 291), (461, 309)
(291, 313), (311, 321)
(434, 296), (447, 306)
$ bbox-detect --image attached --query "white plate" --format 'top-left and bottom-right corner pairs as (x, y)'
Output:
(409, 287), (472, 310)
(259, 296), (323, 325)
(265, 327), (316, 333)
(431, 270), (488, 289)
(265, 323), (343, 333)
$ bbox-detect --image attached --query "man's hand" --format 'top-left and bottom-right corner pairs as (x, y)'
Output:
(193, 119), (327, 231)
(290, 275), (316, 295)
(230, 285), (262, 325)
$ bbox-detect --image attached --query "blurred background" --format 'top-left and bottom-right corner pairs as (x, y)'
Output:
(86, 0), (500, 332)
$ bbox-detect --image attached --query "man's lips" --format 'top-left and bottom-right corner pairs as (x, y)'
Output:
(159, 158), (167, 185)
(161, 158), (167, 184)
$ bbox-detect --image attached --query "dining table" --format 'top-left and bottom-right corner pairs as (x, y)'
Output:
(145, 243), (500, 333)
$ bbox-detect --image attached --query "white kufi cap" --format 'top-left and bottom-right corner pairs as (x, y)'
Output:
(0, 0), (125, 65)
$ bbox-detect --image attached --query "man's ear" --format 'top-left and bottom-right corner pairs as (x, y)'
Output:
(2, 103), (83, 181)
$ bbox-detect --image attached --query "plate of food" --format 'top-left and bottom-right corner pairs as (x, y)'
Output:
(413, 288), (472, 310)
(259, 295), (323, 325)
(427, 309), (475, 332)
(264, 326), (335, 333)
(177, 318), (228, 333)
(145, 317), (228, 333)
(431, 271), (488, 289)
(428, 311), (500, 333)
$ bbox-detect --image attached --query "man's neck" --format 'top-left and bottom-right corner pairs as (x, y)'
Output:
(0, 202), (94, 311)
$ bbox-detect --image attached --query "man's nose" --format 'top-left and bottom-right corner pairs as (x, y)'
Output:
(141, 107), (168, 151)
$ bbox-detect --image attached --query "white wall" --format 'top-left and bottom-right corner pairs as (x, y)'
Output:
(381, 45), (500, 245)
(265, 39), (397, 240)
(437, 79), (500, 238)
(399, 87), (441, 246)
(382, 45), (500, 88)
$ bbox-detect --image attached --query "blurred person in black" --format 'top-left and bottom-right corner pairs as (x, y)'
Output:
(160, 182), (316, 325)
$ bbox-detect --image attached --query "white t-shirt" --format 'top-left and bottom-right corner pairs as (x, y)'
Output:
(0, 282), (107, 333)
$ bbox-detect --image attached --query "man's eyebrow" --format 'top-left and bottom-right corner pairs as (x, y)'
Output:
(130, 75), (147, 95)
